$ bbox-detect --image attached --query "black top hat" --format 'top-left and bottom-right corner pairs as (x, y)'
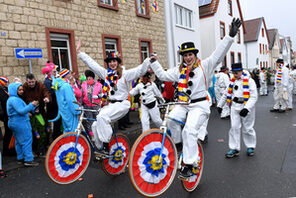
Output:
(104, 52), (122, 64)
(276, 58), (284, 64)
(231, 63), (243, 71)
(179, 42), (199, 56)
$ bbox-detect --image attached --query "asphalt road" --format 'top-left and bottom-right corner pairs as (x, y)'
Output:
(1, 90), (296, 198)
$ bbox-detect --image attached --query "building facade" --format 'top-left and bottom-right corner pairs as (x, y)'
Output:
(163, 0), (201, 68)
(199, 0), (246, 71)
(267, 29), (280, 70)
(0, 0), (167, 80)
(244, 17), (270, 71)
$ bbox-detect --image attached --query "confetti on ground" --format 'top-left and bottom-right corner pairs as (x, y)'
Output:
(88, 194), (93, 198)
(78, 178), (83, 181)
(293, 124), (296, 127)
(217, 139), (224, 142)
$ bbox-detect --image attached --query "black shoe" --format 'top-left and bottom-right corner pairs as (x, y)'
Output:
(278, 109), (286, 113)
(24, 161), (39, 167)
(225, 149), (239, 158)
(201, 135), (208, 144)
(123, 124), (131, 128)
(221, 115), (230, 120)
(17, 159), (24, 165)
(179, 165), (193, 179)
(126, 122), (133, 125)
(270, 108), (279, 112)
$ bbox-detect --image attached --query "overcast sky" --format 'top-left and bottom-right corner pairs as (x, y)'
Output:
(240, 0), (296, 50)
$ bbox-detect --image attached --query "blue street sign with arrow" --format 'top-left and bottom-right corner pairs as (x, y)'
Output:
(15, 48), (43, 59)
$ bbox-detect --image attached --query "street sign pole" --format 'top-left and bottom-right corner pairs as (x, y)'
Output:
(29, 58), (32, 74)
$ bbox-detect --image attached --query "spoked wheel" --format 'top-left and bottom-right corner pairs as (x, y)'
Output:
(180, 141), (204, 192)
(129, 129), (178, 197)
(101, 133), (130, 176)
(45, 132), (91, 185)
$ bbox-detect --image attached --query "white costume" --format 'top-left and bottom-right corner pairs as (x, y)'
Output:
(290, 69), (296, 95)
(130, 82), (163, 133)
(215, 72), (230, 118)
(287, 69), (294, 109)
(218, 73), (258, 151)
(78, 52), (150, 149)
(259, 71), (268, 95)
(273, 65), (289, 111)
(150, 36), (234, 164)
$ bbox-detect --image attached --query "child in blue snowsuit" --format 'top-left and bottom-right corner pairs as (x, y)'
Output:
(7, 83), (38, 166)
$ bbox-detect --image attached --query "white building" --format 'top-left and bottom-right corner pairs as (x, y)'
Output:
(279, 37), (288, 65)
(267, 29), (281, 70)
(244, 17), (270, 71)
(199, 0), (246, 71)
(164, 0), (201, 68)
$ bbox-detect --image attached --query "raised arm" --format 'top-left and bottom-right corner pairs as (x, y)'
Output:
(124, 58), (151, 82)
(150, 61), (179, 82)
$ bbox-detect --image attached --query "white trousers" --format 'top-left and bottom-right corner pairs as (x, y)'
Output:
(229, 106), (256, 151)
(198, 117), (208, 141)
(259, 82), (267, 95)
(141, 103), (162, 133)
(92, 100), (130, 149)
(167, 104), (209, 164)
(287, 85), (293, 109)
(273, 86), (286, 110)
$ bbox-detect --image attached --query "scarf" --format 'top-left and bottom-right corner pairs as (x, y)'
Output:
(178, 59), (201, 101)
(276, 65), (282, 83)
(102, 68), (118, 103)
(46, 74), (52, 81)
(226, 72), (249, 106)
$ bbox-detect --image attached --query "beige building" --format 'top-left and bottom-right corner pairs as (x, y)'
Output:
(0, 0), (167, 81)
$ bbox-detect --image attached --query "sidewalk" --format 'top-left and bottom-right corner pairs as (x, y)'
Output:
(0, 110), (143, 172)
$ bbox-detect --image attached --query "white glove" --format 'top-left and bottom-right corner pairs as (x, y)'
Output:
(92, 95), (99, 99)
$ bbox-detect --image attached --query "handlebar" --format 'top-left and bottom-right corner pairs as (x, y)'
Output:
(157, 91), (191, 107)
(75, 108), (99, 112)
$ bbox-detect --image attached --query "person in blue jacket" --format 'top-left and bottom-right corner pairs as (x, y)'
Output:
(7, 83), (39, 167)
(49, 76), (80, 133)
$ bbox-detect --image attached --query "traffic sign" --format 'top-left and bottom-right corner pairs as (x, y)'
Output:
(15, 48), (43, 59)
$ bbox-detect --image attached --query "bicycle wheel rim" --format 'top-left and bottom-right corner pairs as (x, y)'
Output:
(102, 133), (130, 176)
(45, 132), (91, 185)
(129, 129), (178, 197)
(181, 141), (204, 192)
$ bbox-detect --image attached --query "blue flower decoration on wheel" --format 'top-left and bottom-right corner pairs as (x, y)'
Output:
(143, 148), (167, 177)
(111, 146), (125, 164)
(59, 147), (81, 171)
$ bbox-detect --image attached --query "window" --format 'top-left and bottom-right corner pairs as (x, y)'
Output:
(237, 29), (241, 44)
(222, 56), (227, 67)
(139, 39), (152, 62)
(262, 28), (264, 37)
(230, 52), (235, 65)
(259, 44), (261, 54)
(265, 45), (267, 54)
(220, 21), (225, 39)
(98, 0), (119, 11)
(175, 4), (193, 29)
(45, 27), (77, 73)
(238, 52), (242, 63)
(266, 61), (268, 67)
(260, 62), (262, 68)
(228, 0), (232, 16)
(102, 34), (122, 65)
(136, 0), (150, 18)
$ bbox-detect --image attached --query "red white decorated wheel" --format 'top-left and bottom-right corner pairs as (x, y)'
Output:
(45, 132), (91, 185)
(101, 133), (130, 176)
(129, 129), (178, 197)
(181, 141), (204, 192)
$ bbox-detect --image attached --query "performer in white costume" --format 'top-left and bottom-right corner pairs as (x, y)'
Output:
(77, 41), (151, 152)
(215, 66), (230, 119)
(129, 72), (163, 133)
(270, 59), (289, 113)
(149, 18), (241, 179)
(218, 63), (257, 158)
(286, 65), (294, 110)
(259, 67), (268, 96)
